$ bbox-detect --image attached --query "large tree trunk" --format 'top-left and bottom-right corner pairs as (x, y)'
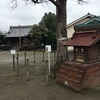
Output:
(56, 0), (68, 63)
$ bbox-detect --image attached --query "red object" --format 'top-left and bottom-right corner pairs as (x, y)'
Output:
(63, 31), (100, 46)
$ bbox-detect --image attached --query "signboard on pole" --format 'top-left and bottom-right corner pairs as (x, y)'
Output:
(45, 45), (51, 52)
(10, 50), (16, 55)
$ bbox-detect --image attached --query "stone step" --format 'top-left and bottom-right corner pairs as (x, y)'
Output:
(56, 73), (80, 83)
(63, 62), (84, 70)
(58, 70), (82, 81)
(61, 66), (84, 76)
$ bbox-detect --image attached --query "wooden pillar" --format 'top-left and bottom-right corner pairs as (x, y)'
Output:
(16, 54), (19, 76)
(26, 59), (30, 81)
(24, 52), (26, 65)
(73, 47), (76, 61)
(85, 47), (89, 63)
(13, 54), (15, 71)
(19, 37), (21, 46)
(34, 51), (35, 63)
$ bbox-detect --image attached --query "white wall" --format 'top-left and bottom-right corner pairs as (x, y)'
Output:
(67, 18), (91, 38)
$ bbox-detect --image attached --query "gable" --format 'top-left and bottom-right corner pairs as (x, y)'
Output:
(75, 17), (100, 28)
(84, 17), (100, 24)
(67, 13), (95, 28)
(74, 17), (100, 32)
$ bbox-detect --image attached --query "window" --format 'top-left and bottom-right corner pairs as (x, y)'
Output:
(76, 47), (84, 62)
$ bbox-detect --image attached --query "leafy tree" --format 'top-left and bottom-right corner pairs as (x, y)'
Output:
(46, 30), (56, 45)
(41, 32), (48, 46)
(41, 30), (57, 48)
(30, 24), (56, 49)
(39, 12), (56, 48)
(30, 24), (48, 46)
(39, 12), (56, 33)
(31, 12), (56, 48)
(0, 31), (6, 45)
(47, 30), (57, 50)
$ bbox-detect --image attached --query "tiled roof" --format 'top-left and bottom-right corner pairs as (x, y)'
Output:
(63, 31), (100, 46)
(6, 25), (32, 38)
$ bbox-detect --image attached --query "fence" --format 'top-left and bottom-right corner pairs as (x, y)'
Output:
(0, 50), (57, 67)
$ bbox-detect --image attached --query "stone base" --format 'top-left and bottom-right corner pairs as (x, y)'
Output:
(56, 61), (100, 92)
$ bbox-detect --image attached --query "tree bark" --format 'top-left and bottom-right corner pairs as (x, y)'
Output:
(56, 0), (68, 63)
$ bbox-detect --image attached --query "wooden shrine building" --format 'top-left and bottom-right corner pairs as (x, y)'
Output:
(6, 25), (32, 48)
(56, 16), (100, 91)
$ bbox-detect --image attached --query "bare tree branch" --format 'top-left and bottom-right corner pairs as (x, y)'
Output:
(8, 0), (88, 11)
(48, 0), (62, 13)
(30, 0), (61, 11)
(8, 0), (18, 10)
(77, 0), (89, 4)
(48, 0), (59, 8)
(30, 0), (47, 4)
(31, 0), (39, 4)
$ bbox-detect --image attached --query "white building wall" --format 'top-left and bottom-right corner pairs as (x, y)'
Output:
(67, 18), (91, 38)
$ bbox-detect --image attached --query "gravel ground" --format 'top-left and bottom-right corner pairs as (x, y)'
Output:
(0, 51), (100, 100)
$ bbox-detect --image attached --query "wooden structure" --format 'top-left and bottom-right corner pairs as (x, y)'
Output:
(6, 25), (32, 48)
(56, 17), (100, 91)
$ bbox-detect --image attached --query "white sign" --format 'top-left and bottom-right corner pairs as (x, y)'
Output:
(10, 50), (16, 55)
(45, 45), (51, 52)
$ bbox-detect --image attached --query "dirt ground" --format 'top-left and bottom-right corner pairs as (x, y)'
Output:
(0, 51), (100, 100)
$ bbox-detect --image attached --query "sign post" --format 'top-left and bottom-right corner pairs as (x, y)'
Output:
(45, 45), (51, 76)
(10, 50), (16, 71)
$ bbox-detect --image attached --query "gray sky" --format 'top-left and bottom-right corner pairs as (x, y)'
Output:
(0, 0), (100, 32)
